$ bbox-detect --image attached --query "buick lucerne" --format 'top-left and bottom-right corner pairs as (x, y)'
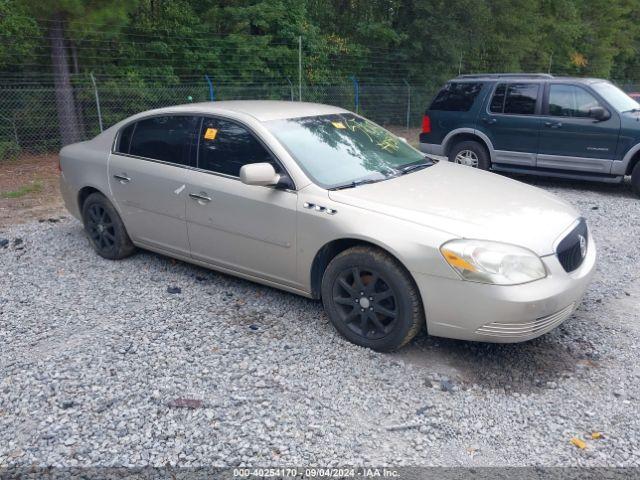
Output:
(59, 101), (596, 351)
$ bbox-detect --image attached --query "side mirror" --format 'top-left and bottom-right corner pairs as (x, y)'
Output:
(239, 162), (280, 187)
(590, 106), (610, 121)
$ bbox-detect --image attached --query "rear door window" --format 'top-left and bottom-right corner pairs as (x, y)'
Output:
(129, 115), (200, 166)
(198, 117), (277, 177)
(490, 83), (539, 115)
(429, 82), (483, 111)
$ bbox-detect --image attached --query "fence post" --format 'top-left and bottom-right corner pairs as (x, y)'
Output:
(204, 74), (215, 101)
(286, 77), (294, 101)
(298, 36), (303, 102)
(403, 79), (411, 129)
(89, 72), (103, 133)
(349, 76), (359, 113)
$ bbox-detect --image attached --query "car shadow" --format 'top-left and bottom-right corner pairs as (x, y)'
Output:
(391, 318), (599, 395)
(137, 245), (597, 397)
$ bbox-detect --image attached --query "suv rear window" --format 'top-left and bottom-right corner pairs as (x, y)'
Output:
(429, 82), (483, 112)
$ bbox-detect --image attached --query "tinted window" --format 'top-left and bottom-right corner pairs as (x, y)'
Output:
(430, 82), (483, 111)
(489, 83), (506, 113)
(549, 84), (601, 117)
(116, 123), (135, 154)
(129, 116), (200, 165)
(198, 118), (275, 177)
(504, 83), (539, 115)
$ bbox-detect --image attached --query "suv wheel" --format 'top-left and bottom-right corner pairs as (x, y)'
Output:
(82, 192), (135, 260)
(632, 162), (640, 197)
(321, 246), (424, 352)
(449, 140), (490, 170)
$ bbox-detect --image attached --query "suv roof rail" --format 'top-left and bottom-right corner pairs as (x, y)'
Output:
(456, 73), (554, 79)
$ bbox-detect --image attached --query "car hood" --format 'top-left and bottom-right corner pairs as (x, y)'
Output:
(328, 162), (580, 256)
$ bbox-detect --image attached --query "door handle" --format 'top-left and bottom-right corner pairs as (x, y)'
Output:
(113, 174), (131, 184)
(544, 121), (563, 129)
(482, 117), (497, 125)
(189, 192), (212, 203)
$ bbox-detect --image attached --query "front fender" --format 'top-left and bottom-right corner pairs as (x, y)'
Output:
(296, 189), (459, 293)
(613, 142), (640, 175)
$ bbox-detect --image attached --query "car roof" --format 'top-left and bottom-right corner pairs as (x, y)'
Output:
(144, 100), (350, 122)
(452, 74), (609, 85)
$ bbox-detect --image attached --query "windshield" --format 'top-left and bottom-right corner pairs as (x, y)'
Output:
(591, 81), (640, 112)
(265, 113), (428, 189)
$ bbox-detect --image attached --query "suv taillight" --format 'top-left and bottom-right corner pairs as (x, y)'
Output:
(421, 115), (431, 134)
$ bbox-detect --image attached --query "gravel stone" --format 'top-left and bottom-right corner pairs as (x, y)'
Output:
(1, 177), (639, 467)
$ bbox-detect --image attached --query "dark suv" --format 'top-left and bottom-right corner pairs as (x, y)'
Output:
(419, 73), (640, 196)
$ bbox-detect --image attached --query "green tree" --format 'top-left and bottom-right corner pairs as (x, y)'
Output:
(16, 0), (134, 145)
(572, 0), (635, 77)
(0, 0), (40, 69)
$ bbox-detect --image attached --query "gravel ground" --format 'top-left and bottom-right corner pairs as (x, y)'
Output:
(1, 177), (639, 468)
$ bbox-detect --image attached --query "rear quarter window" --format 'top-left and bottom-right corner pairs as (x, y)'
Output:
(429, 82), (483, 112)
(116, 123), (135, 154)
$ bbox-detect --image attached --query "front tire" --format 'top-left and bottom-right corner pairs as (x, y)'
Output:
(321, 246), (424, 352)
(81, 192), (135, 260)
(448, 140), (490, 170)
(632, 162), (640, 197)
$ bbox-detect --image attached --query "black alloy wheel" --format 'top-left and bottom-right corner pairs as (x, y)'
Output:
(332, 266), (398, 340)
(81, 192), (135, 260)
(321, 246), (423, 351)
(86, 203), (116, 253)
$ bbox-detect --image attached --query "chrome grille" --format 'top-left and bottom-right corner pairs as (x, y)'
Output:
(476, 303), (575, 338)
(556, 219), (588, 273)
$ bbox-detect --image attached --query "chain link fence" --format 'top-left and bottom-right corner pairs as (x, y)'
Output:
(6, 73), (636, 160)
(0, 75), (438, 160)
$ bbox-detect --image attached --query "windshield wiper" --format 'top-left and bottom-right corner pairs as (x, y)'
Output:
(329, 178), (382, 190)
(622, 108), (640, 113)
(398, 159), (435, 174)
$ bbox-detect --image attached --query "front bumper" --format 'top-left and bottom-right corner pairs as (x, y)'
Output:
(413, 235), (596, 343)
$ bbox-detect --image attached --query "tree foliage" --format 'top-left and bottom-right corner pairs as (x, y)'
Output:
(2, 0), (640, 85)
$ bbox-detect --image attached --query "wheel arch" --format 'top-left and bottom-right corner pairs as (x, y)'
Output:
(625, 149), (640, 176)
(442, 128), (494, 162)
(309, 237), (421, 302)
(77, 186), (106, 213)
(612, 143), (640, 176)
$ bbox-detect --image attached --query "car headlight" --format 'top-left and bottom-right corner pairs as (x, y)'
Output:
(440, 239), (546, 285)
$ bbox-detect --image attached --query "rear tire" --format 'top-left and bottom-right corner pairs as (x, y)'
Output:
(81, 192), (135, 260)
(632, 162), (640, 197)
(321, 246), (424, 352)
(448, 140), (490, 170)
